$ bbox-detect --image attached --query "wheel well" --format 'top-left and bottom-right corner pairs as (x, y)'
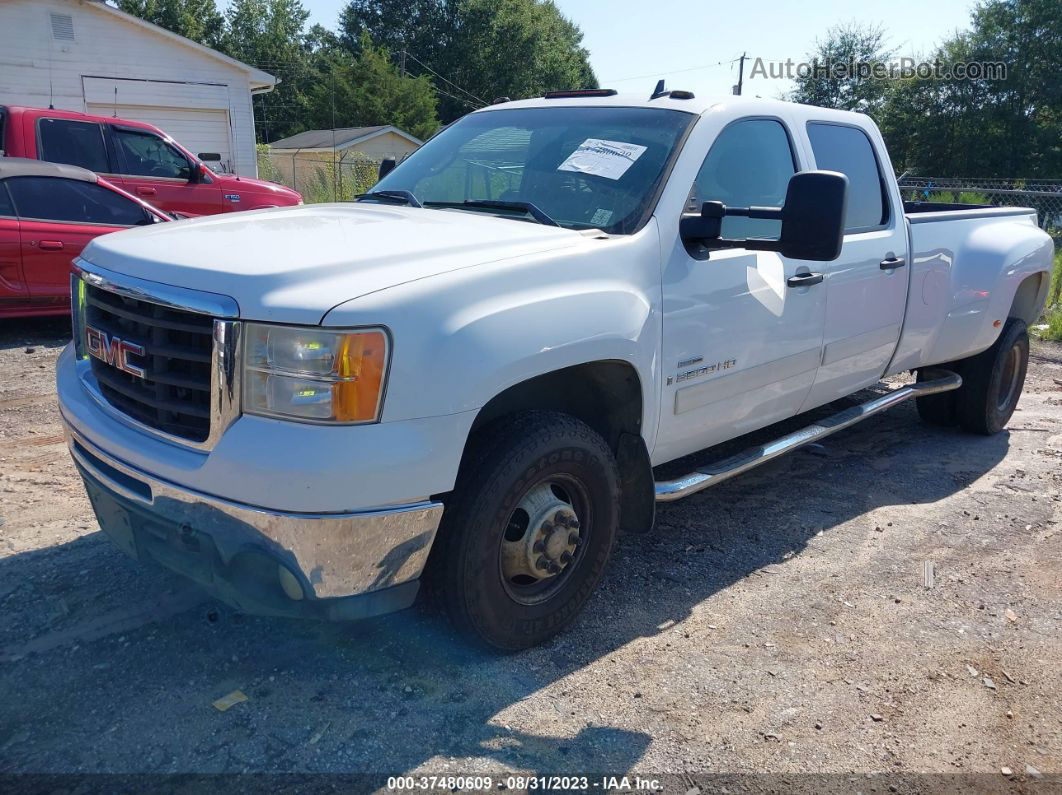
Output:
(463, 360), (655, 533)
(1009, 272), (1047, 325)
(469, 360), (643, 451)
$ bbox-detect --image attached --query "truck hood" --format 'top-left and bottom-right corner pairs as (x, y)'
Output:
(79, 203), (584, 324)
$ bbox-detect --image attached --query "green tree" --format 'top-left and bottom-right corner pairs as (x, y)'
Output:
(788, 23), (895, 114)
(305, 35), (439, 140)
(115, 0), (224, 47)
(339, 0), (597, 122)
(221, 0), (314, 142)
(882, 0), (1062, 177)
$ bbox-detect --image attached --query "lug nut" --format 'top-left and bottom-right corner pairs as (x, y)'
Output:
(560, 551), (572, 564)
(568, 532), (580, 546)
(548, 562), (561, 574)
(541, 521), (554, 534)
(553, 511), (568, 525)
(535, 556), (549, 571)
(533, 540), (545, 553)
(568, 517), (580, 529)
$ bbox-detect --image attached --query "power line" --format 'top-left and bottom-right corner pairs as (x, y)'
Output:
(400, 50), (487, 106)
(605, 57), (742, 85)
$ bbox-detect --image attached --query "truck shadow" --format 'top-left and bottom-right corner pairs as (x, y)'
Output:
(0, 373), (1012, 775)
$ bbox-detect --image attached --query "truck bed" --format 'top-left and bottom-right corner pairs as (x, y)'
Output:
(903, 201), (1038, 221)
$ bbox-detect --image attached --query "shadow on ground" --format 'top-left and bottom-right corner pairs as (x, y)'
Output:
(0, 318), (1013, 774)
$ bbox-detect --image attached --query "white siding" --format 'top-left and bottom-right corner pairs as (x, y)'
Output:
(0, 0), (264, 177)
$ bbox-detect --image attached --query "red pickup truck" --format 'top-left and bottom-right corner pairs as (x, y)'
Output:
(0, 106), (301, 216)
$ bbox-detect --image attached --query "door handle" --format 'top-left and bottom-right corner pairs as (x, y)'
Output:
(136, 187), (157, 196)
(879, 256), (906, 270)
(38, 240), (64, 251)
(786, 272), (823, 288)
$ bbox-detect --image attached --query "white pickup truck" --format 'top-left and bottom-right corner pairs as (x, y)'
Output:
(57, 90), (1054, 649)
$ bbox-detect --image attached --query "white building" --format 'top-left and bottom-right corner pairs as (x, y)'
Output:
(0, 0), (276, 177)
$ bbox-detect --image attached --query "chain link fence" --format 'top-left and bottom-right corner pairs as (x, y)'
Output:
(257, 147), (389, 204)
(897, 176), (1062, 238)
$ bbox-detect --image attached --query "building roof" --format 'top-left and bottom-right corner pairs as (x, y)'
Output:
(84, 1), (276, 92)
(268, 125), (423, 150)
(0, 157), (98, 182)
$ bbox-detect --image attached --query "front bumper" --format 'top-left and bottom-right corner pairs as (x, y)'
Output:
(66, 423), (443, 620)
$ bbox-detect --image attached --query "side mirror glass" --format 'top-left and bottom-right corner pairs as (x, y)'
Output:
(680, 170), (849, 262)
(378, 158), (397, 181)
(198, 152), (222, 162)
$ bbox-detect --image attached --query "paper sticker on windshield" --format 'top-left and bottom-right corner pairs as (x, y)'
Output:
(558, 139), (647, 180)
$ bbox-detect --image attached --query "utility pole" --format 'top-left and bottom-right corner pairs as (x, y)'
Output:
(734, 52), (747, 96)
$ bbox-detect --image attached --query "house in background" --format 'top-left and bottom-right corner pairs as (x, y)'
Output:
(264, 125), (424, 198)
(0, 0), (275, 178)
(268, 126), (424, 162)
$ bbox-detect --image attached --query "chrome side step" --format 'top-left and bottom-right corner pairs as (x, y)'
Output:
(654, 371), (962, 503)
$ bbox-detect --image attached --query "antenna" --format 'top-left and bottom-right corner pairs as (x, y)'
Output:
(113, 86), (118, 117)
(649, 79), (669, 100)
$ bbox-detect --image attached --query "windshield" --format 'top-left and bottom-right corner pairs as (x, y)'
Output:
(371, 106), (695, 234)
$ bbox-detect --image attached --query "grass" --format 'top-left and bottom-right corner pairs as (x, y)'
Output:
(1038, 248), (1062, 342)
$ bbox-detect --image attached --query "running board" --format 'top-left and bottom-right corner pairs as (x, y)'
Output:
(654, 371), (962, 503)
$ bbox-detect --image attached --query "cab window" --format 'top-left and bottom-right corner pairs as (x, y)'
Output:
(0, 182), (14, 217)
(7, 176), (151, 226)
(806, 122), (889, 232)
(687, 118), (797, 239)
(37, 118), (110, 173)
(112, 127), (192, 180)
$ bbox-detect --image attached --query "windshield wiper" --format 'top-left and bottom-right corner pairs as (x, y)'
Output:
(422, 199), (560, 227)
(354, 190), (422, 208)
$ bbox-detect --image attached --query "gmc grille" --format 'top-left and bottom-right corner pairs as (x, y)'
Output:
(84, 283), (214, 442)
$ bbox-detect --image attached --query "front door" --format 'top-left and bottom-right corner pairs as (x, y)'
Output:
(7, 176), (151, 303)
(109, 125), (221, 216)
(799, 122), (909, 411)
(655, 117), (828, 464)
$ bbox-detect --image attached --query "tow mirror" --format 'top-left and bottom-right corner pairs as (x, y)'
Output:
(378, 158), (397, 181)
(680, 170), (849, 262)
(198, 152), (222, 162)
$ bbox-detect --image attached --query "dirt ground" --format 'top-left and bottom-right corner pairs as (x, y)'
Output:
(0, 315), (1060, 787)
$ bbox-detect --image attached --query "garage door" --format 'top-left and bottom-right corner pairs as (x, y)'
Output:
(86, 104), (233, 173)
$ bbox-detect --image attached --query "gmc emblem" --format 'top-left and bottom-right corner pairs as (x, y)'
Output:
(85, 325), (146, 378)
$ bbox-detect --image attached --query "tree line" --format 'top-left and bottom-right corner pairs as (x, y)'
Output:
(115, 0), (597, 143)
(789, 0), (1060, 178)
(116, 0), (1058, 178)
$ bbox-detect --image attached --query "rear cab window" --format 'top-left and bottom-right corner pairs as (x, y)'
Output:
(36, 118), (110, 173)
(806, 122), (889, 233)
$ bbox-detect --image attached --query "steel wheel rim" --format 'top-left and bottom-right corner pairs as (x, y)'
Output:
(498, 474), (591, 606)
(997, 343), (1021, 411)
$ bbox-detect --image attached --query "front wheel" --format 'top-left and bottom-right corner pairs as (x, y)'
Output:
(433, 412), (619, 650)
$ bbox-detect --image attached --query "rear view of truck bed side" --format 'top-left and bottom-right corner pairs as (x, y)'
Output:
(888, 205), (1053, 376)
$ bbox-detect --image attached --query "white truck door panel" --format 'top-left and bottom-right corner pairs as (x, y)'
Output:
(655, 117), (826, 464)
(800, 122), (909, 411)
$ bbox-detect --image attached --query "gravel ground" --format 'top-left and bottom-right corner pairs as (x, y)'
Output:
(0, 316), (1060, 786)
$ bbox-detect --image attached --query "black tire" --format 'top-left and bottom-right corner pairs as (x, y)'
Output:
(433, 411), (619, 651)
(915, 365), (960, 427)
(955, 318), (1029, 435)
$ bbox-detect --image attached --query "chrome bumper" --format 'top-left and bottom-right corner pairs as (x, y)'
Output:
(65, 422), (443, 619)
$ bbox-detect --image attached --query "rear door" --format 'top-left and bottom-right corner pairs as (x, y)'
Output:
(7, 176), (154, 303)
(0, 181), (27, 310)
(799, 121), (909, 411)
(109, 124), (221, 216)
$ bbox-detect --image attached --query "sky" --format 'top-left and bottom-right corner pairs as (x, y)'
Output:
(223, 0), (981, 100)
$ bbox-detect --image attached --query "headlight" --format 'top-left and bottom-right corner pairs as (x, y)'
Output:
(242, 324), (389, 423)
